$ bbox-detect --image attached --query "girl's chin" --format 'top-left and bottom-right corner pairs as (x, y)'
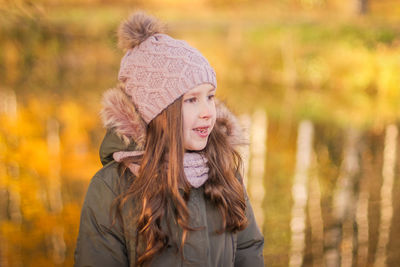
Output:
(184, 141), (207, 151)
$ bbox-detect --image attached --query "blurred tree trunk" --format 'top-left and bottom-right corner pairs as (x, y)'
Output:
(325, 128), (360, 267)
(0, 90), (22, 267)
(0, 91), (9, 267)
(355, 144), (371, 267)
(47, 118), (66, 265)
(248, 110), (267, 232)
(308, 155), (324, 267)
(289, 120), (314, 267)
(358, 0), (368, 14)
(374, 124), (398, 266)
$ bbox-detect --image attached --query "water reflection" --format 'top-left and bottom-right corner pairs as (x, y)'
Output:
(1, 4), (400, 266)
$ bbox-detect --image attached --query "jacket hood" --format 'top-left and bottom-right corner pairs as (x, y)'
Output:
(99, 84), (247, 166)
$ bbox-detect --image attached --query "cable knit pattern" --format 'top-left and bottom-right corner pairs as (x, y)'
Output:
(113, 151), (209, 188)
(118, 33), (217, 123)
(183, 152), (209, 188)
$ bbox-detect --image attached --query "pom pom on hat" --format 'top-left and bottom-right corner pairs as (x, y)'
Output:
(117, 11), (165, 50)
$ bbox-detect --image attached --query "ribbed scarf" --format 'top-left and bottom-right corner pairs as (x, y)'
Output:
(113, 151), (209, 188)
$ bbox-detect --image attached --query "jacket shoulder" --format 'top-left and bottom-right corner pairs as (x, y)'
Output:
(90, 161), (127, 197)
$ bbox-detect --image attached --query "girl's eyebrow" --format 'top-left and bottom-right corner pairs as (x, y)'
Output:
(185, 88), (216, 97)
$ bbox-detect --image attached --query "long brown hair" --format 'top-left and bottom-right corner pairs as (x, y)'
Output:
(114, 96), (247, 266)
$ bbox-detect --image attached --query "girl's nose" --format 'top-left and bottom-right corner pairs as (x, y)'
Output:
(199, 101), (212, 119)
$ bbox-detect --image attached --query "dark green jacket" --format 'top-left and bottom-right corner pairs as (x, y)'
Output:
(74, 131), (264, 267)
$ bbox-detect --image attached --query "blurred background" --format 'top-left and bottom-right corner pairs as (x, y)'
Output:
(1, 0), (400, 266)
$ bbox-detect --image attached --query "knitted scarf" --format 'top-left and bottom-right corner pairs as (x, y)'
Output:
(113, 151), (209, 188)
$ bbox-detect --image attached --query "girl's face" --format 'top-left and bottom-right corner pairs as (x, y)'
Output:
(182, 83), (216, 151)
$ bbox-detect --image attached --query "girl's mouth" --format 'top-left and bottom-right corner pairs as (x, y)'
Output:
(193, 126), (209, 138)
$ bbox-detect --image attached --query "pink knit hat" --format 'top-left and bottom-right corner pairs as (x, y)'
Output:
(117, 12), (217, 123)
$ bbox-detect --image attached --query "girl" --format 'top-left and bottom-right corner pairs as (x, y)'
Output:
(74, 11), (264, 267)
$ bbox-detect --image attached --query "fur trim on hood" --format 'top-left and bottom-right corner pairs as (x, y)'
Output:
(100, 84), (247, 149)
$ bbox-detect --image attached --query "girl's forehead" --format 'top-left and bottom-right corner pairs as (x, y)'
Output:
(185, 83), (215, 96)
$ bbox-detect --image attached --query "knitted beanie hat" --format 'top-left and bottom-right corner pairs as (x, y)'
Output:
(117, 12), (217, 124)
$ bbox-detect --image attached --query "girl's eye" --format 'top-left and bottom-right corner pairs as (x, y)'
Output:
(184, 97), (196, 103)
(208, 94), (215, 100)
